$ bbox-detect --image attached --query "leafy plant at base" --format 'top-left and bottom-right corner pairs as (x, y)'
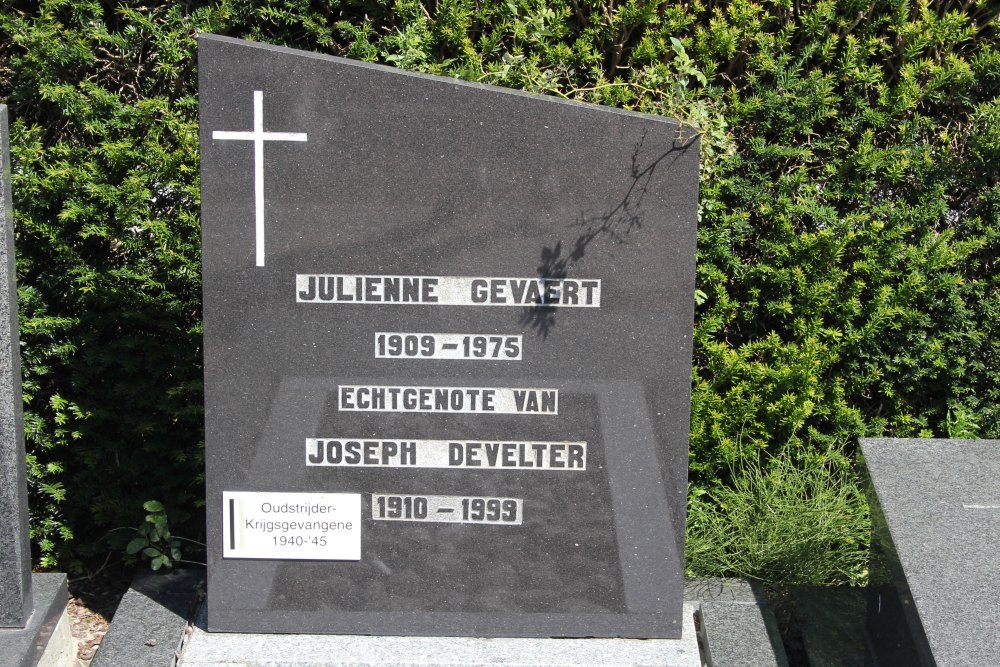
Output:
(125, 500), (203, 571)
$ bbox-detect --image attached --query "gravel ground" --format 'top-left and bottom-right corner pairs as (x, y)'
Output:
(66, 565), (133, 666)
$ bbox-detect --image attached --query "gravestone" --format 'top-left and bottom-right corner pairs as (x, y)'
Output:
(0, 105), (74, 667)
(861, 438), (1000, 666)
(0, 104), (32, 630)
(199, 35), (699, 638)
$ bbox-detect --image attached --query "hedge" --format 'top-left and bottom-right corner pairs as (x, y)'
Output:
(1, 0), (996, 578)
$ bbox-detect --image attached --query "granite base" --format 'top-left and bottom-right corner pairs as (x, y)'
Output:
(179, 603), (701, 667)
(0, 573), (73, 667)
(96, 572), (793, 667)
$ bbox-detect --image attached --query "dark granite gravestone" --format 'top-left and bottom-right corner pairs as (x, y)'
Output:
(861, 438), (1000, 666)
(199, 34), (699, 638)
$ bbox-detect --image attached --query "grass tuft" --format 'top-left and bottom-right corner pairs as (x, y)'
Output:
(686, 451), (870, 587)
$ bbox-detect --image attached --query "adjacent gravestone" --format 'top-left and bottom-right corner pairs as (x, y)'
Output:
(0, 105), (74, 667)
(0, 104), (32, 630)
(861, 438), (1000, 666)
(199, 35), (699, 638)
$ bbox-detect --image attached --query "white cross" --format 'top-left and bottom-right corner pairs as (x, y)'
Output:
(212, 90), (307, 267)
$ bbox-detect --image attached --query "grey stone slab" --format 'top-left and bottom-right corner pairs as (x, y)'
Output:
(697, 594), (788, 667)
(699, 602), (784, 667)
(179, 602), (701, 666)
(860, 438), (1000, 667)
(199, 34), (698, 638)
(92, 568), (204, 667)
(0, 573), (69, 667)
(104, 577), (790, 667)
(685, 577), (788, 667)
(0, 103), (33, 628)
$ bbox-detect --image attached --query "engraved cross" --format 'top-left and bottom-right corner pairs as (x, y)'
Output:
(212, 90), (307, 267)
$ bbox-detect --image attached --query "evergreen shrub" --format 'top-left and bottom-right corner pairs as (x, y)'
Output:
(1, 0), (996, 581)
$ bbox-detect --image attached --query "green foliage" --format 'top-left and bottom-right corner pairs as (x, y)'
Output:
(945, 405), (981, 439)
(688, 0), (1000, 479)
(1, 0), (997, 580)
(1, 0), (208, 569)
(686, 452), (870, 586)
(125, 500), (182, 571)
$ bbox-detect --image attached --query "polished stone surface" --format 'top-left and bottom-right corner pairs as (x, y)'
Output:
(199, 35), (699, 637)
(0, 573), (70, 667)
(0, 104), (33, 629)
(784, 585), (868, 667)
(861, 438), (1000, 666)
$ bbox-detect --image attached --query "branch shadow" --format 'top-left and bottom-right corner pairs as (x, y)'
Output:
(521, 128), (697, 338)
